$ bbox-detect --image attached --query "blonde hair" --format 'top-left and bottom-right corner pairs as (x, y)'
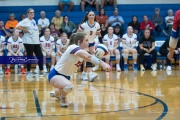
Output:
(69, 32), (87, 46)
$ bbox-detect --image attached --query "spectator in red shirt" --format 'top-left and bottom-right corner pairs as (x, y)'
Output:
(140, 15), (155, 37)
(96, 8), (108, 28)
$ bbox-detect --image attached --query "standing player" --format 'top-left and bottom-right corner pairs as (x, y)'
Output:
(122, 26), (138, 71)
(103, 26), (121, 72)
(168, 10), (180, 60)
(6, 29), (25, 74)
(48, 32), (111, 107)
(77, 11), (101, 81)
(56, 33), (69, 61)
(39, 28), (55, 73)
(0, 35), (5, 75)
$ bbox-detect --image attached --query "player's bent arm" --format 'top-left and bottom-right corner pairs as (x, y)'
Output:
(76, 50), (111, 71)
(8, 44), (15, 55)
(16, 25), (29, 33)
(0, 44), (4, 52)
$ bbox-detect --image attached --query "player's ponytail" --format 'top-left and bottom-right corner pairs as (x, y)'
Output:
(69, 32), (87, 46)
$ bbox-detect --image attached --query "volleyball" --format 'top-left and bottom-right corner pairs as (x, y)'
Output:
(94, 44), (108, 59)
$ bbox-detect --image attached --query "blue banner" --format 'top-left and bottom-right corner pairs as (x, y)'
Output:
(0, 56), (44, 64)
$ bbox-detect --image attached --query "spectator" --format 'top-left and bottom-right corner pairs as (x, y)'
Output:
(108, 8), (124, 27)
(122, 26), (138, 71)
(159, 37), (180, 71)
(96, 8), (108, 28)
(0, 35), (5, 75)
(81, 0), (99, 12)
(5, 13), (18, 33)
(100, 24), (107, 43)
(49, 23), (61, 41)
(100, 0), (117, 9)
(140, 15), (155, 37)
(59, 0), (74, 12)
(20, 14), (26, 21)
(138, 28), (157, 71)
(113, 24), (123, 38)
(128, 16), (140, 35)
(51, 10), (63, 31)
(61, 15), (76, 38)
(0, 21), (11, 39)
(103, 26), (121, 71)
(38, 11), (50, 29)
(165, 9), (174, 35)
(152, 8), (168, 36)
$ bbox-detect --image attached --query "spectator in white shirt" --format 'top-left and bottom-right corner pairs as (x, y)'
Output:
(165, 9), (174, 35)
(38, 11), (50, 29)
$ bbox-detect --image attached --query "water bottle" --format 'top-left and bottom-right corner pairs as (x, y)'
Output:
(14, 64), (18, 74)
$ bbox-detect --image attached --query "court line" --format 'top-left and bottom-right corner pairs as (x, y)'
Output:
(0, 87), (168, 119)
(33, 91), (42, 117)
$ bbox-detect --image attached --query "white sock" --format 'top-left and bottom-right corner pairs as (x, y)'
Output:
(134, 62), (137, 64)
(36, 65), (39, 69)
(51, 65), (54, 68)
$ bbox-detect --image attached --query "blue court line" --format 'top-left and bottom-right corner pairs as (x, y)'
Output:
(33, 91), (42, 117)
(1, 117), (5, 120)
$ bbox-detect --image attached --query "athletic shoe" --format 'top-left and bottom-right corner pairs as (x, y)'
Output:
(21, 68), (26, 74)
(166, 66), (172, 71)
(0, 69), (4, 75)
(151, 64), (157, 71)
(43, 67), (48, 73)
(5, 68), (11, 74)
(140, 64), (145, 71)
(34, 67), (39, 74)
(59, 95), (68, 107)
(92, 65), (99, 71)
(123, 64), (128, 71)
(116, 64), (121, 72)
(89, 72), (98, 82)
(39, 72), (44, 78)
(50, 91), (60, 100)
(26, 72), (34, 81)
(133, 64), (138, 71)
(82, 73), (88, 81)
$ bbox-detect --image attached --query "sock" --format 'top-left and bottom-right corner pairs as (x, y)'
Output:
(134, 62), (137, 64)
(51, 65), (54, 68)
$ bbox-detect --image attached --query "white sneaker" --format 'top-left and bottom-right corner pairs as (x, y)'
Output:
(34, 68), (39, 74)
(151, 64), (157, 71)
(43, 67), (48, 73)
(92, 65), (99, 71)
(82, 73), (88, 81)
(166, 66), (172, 71)
(89, 72), (98, 82)
(0, 69), (4, 75)
(59, 95), (68, 107)
(26, 72), (34, 80)
(140, 64), (145, 71)
(116, 64), (121, 72)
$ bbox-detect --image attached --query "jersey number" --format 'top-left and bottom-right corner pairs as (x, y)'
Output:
(110, 41), (112, 45)
(90, 31), (93, 35)
(45, 43), (50, 47)
(13, 44), (18, 48)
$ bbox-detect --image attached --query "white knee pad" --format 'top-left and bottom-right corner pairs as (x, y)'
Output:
(133, 54), (138, 59)
(122, 54), (128, 59)
(116, 55), (120, 59)
(63, 85), (74, 93)
(169, 37), (178, 49)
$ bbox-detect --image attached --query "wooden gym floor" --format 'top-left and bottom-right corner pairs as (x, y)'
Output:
(0, 68), (180, 120)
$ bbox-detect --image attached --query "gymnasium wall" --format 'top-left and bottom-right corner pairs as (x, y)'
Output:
(0, 0), (179, 6)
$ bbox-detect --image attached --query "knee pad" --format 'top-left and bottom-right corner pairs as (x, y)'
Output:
(86, 61), (93, 67)
(122, 54), (128, 59)
(63, 85), (74, 93)
(116, 55), (120, 59)
(133, 54), (138, 59)
(169, 37), (178, 48)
